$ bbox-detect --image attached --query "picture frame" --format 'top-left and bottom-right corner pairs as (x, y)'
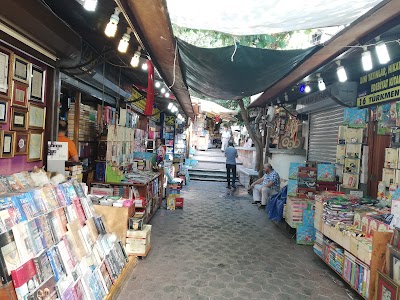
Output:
(386, 244), (400, 285)
(11, 81), (28, 108)
(28, 103), (46, 129)
(29, 65), (45, 102)
(10, 108), (28, 131)
(0, 99), (8, 123)
(12, 55), (29, 84)
(27, 131), (43, 162)
(0, 46), (13, 99)
(376, 270), (400, 300)
(393, 228), (400, 250)
(0, 130), (16, 158)
(14, 131), (29, 155)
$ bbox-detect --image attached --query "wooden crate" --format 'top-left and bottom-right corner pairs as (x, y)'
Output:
(93, 204), (135, 245)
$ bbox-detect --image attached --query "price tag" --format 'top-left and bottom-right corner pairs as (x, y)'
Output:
(48, 142), (68, 160)
(350, 190), (363, 198)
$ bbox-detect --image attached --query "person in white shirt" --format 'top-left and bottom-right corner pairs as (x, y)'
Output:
(221, 126), (231, 152)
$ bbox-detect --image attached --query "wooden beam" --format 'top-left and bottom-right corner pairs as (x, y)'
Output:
(122, 0), (194, 119)
(250, 0), (400, 108)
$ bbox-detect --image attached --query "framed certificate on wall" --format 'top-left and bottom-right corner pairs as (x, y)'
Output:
(30, 65), (45, 102)
(0, 46), (13, 99)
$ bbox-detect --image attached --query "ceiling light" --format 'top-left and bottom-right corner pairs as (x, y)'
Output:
(317, 73), (326, 91)
(155, 81), (161, 88)
(168, 103), (173, 110)
(165, 92), (170, 98)
(304, 84), (311, 93)
(130, 47), (141, 68)
(361, 46), (373, 71)
(141, 63), (148, 70)
(118, 28), (132, 53)
(178, 114), (183, 119)
(375, 41), (390, 64)
(284, 92), (288, 102)
(161, 87), (166, 94)
(276, 98), (280, 104)
(336, 60), (347, 82)
(105, 7), (121, 37)
(83, 0), (97, 11)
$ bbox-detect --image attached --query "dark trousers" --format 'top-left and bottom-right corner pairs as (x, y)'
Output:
(226, 164), (236, 187)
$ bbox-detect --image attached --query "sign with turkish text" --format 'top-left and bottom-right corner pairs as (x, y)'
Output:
(357, 58), (400, 107)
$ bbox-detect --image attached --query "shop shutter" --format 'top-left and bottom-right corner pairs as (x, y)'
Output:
(308, 105), (344, 163)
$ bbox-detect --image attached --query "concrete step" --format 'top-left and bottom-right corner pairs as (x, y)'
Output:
(189, 176), (227, 182)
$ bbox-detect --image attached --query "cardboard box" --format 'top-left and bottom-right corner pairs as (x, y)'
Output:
(175, 197), (184, 208)
(127, 224), (152, 239)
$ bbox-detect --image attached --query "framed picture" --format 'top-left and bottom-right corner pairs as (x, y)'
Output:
(386, 244), (400, 285)
(12, 55), (29, 84)
(15, 132), (29, 155)
(10, 108), (28, 131)
(30, 65), (45, 102)
(11, 81), (28, 108)
(28, 103), (46, 129)
(0, 46), (13, 99)
(376, 270), (400, 300)
(0, 99), (8, 123)
(0, 130), (16, 158)
(28, 131), (43, 162)
(393, 228), (400, 250)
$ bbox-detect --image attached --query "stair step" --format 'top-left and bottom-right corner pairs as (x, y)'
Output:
(189, 176), (226, 182)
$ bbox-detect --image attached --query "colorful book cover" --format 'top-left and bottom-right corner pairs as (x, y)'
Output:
(343, 107), (367, 128)
(41, 186), (60, 211)
(47, 211), (64, 244)
(26, 275), (58, 300)
(5, 175), (24, 192)
(80, 197), (94, 219)
(72, 179), (86, 199)
(10, 194), (28, 223)
(66, 219), (87, 259)
(98, 261), (112, 294)
(64, 205), (78, 224)
(288, 162), (305, 180)
(0, 229), (20, 283)
(26, 219), (44, 256)
(12, 221), (34, 264)
(0, 177), (13, 194)
(57, 239), (75, 277)
(317, 163), (336, 182)
(11, 259), (39, 300)
(12, 173), (31, 190)
(62, 182), (80, 204)
(287, 180), (298, 197)
(33, 250), (53, 284)
(0, 196), (17, 232)
(54, 185), (67, 207)
(93, 215), (107, 235)
(29, 189), (47, 215)
(22, 191), (42, 218)
(73, 198), (87, 226)
(35, 215), (54, 249)
(20, 171), (36, 188)
(46, 247), (65, 282)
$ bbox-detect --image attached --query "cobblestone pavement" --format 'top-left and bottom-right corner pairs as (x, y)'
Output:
(119, 181), (361, 300)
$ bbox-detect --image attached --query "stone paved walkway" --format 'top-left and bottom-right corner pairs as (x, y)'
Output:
(118, 182), (361, 300)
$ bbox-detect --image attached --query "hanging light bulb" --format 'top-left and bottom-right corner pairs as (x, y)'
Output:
(130, 47), (141, 68)
(83, 0), (97, 11)
(168, 103), (173, 110)
(276, 98), (280, 104)
(375, 41), (390, 64)
(361, 46), (373, 71)
(160, 87), (166, 94)
(155, 81), (161, 88)
(284, 92), (289, 102)
(317, 73), (326, 91)
(336, 60), (347, 82)
(165, 92), (170, 98)
(105, 8), (121, 37)
(118, 28), (132, 53)
(141, 62), (148, 71)
(304, 84), (311, 93)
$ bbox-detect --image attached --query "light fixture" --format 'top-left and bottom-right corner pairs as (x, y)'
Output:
(375, 41), (390, 64)
(276, 98), (281, 104)
(160, 87), (166, 94)
(168, 103), (173, 110)
(118, 28), (132, 53)
(361, 46), (373, 71)
(141, 63), (148, 71)
(83, 0), (97, 11)
(105, 7), (121, 37)
(317, 73), (326, 91)
(284, 92), (289, 102)
(165, 92), (170, 98)
(178, 114), (183, 119)
(130, 47), (141, 68)
(336, 60), (347, 82)
(155, 81), (161, 88)
(304, 84), (311, 93)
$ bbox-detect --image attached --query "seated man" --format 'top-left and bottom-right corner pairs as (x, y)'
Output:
(249, 163), (280, 208)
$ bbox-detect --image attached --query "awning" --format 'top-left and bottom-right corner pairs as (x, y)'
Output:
(178, 38), (320, 100)
(192, 97), (237, 121)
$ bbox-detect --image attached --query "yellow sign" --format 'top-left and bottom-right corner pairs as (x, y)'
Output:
(357, 86), (400, 107)
(128, 88), (144, 102)
(127, 88), (160, 120)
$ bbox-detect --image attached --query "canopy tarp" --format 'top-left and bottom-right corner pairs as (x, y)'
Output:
(178, 39), (321, 100)
(167, 0), (384, 35)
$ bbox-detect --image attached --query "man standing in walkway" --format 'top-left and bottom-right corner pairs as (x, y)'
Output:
(221, 126), (231, 152)
(249, 163), (280, 208)
(225, 141), (238, 189)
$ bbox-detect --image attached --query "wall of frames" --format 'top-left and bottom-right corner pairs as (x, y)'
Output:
(0, 43), (47, 174)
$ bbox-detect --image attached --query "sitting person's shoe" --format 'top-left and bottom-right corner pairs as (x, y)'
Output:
(258, 205), (266, 209)
(251, 201), (260, 205)
(226, 185), (231, 188)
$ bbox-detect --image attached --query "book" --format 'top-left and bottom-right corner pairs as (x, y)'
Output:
(10, 194), (28, 223)
(72, 179), (86, 199)
(33, 251), (53, 284)
(66, 220), (87, 260)
(54, 185), (67, 207)
(26, 275), (58, 300)
(41, 186), (60, 211)
(86, 218), (99, 243)
(35, 215), (55, 249)
(64, 205), (78, 224)
(56, 238), (75, 277)
(46, 247), (65, 282)
(20, 171), (36, 188)
(47, 210), (64, 244)
(78, 225), (94, 253)
(0, 195), (17, 233)
(0, 177), (13, 194)
(12, 221), (34, 264)
(80, 197), (94, 219)
(12, 173), (31, 190)
(29, 188), (47, 215)
(98, 260), (112, 294)
(11, 259), (39, 300)
(5, 175), (23, 192)
(26, 219), (44, 256)
(72, 198), (87, 226)
(0, 229), (20, 283)
(93, 215), (107, 235)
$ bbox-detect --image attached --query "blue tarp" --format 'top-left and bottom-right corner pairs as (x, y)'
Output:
(266, 186), (287, 222)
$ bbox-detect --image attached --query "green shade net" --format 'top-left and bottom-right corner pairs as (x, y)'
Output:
(177, 38), (321, 100)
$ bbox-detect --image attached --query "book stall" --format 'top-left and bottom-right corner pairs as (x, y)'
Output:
(0, 172), (137, 300)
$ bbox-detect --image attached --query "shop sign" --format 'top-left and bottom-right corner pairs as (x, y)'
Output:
(296, 82), (357, 114)
(127, 88), (160, 120)
(357, 58), (400, 107)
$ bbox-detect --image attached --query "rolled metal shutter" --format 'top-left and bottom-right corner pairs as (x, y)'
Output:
(308, 105), (344, 163)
